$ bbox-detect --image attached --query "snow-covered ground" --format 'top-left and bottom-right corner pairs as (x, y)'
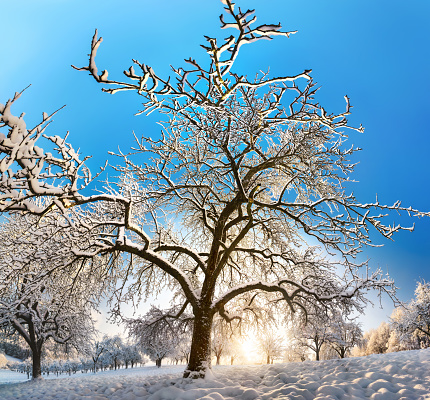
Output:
(1, 349), (429, 399)
(3, 353), (23, 363)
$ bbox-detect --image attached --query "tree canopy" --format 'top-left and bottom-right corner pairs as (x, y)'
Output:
(0, 212), (101, 379)
(0, 0), (428, 377)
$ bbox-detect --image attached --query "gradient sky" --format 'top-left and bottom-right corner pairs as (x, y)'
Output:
(1, 0), (429, 333)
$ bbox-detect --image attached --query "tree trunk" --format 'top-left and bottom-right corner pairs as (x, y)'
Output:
(31, 346), (43, 379)
(267, 355), (270, 364)
(12, 319), (44, 380)
(184, 310), (213, 378)
(314, 337), (321, 361)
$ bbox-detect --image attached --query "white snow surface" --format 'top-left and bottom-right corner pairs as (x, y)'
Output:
(1, 349), (430, 399)
(4, 354), (23, 363)
(0, 353), (6, 369)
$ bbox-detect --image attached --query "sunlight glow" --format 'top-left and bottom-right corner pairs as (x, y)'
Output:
(241, 338), (257, 363)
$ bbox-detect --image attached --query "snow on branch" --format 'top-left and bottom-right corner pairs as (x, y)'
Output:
(72, 0), (310, 117)
(1, 0), (429, 379)
(0, 89), (106, 213)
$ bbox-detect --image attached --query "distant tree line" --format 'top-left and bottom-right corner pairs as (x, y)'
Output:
(353, 281), (430, 357)
(5, 334), (145, 379)
(3, 279), (429, 380)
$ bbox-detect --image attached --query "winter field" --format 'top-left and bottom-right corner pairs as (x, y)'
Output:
(0, 349), (429, 400)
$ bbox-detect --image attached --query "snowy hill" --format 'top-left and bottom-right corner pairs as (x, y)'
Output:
(0, 353), (22, 370)
(3, 354), (23, 364)
(0, 349), (429, 399)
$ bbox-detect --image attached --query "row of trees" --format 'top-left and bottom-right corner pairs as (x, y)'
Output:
(253, 311), (362, 364)
(354, 281), (430, 356)
(3, 280), (429, 377)
(9, 358), (89, 379)
(256, 281), (430, 363)
(8, 349), (144, 380)
(0, 0), (428, 379)
(290, 312), (362, 362)
(3, 334), (145, 378)
(125, 301), (364, 366)
(87, 335), (144, 372)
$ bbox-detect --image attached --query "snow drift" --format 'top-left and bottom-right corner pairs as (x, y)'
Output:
(1, 348), (429, 399)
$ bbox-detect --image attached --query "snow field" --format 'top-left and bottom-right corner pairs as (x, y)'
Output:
(3, 353), (23, 363)
(1, 349), (429, 400)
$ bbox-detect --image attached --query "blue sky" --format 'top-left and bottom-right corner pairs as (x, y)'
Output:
(1, 0), (429, 332)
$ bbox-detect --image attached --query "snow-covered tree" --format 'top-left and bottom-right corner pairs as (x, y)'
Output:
(88, 340), (106, 373)
(211, 317), (240, 365)
(289, 305), (345, 362)
(391, 281), (430, 348)
(293, 316), (331, 362)
(126, 305), (191, 367)
(327, 315), (362, 359)
(102, 335), (124, 370)
(0, 214), (100, 379)
(122, 343), (143, 368)
(256, 331), (286, 364)
(171, 333), (191, 365)
(363, 322), (391, 355)
(0, 0), (428, 378)
(387, 308), (419, 352)
(283, 338), (308, 363)
(226, 336), (245, 365)
(211, 324), (227, 365)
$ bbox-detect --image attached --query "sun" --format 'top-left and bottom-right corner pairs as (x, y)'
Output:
(241, 337), (257, 363)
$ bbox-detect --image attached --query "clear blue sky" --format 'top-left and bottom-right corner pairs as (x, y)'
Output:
(1, 0), (429, 332)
